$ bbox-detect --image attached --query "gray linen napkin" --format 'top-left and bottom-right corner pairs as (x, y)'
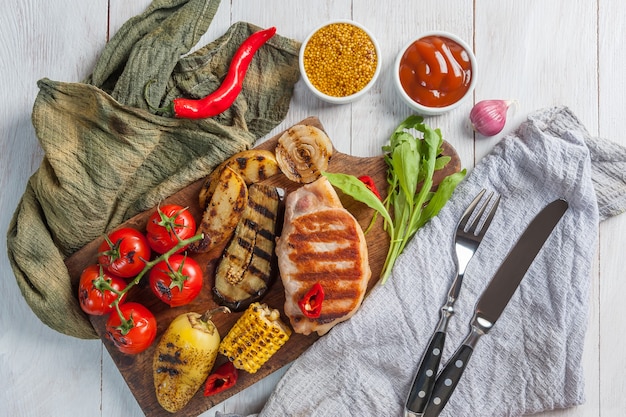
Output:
(219, 106), (626, 417)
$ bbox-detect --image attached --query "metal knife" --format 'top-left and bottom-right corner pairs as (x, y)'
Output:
(422, 198), (569, 417)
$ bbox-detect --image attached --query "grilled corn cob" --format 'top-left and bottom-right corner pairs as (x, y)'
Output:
(219, 302), (291, 373)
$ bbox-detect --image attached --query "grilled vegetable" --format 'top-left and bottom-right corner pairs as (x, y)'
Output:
(203, 361), (238, 396)
(213, 184), (281, 311)
(198, 149), (280, 209)
(275, 124), (333, 184)
(298, 282), (325, 319)
(189, 167), (248, 253)
(219, 302), (291, 374)
(153, 307), (230, 413)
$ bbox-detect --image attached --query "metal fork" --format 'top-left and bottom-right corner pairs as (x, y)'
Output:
(405, 189), (500, 417)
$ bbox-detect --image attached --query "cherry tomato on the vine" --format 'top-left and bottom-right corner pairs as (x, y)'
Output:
(145, 204), (197, 254)
(77, 264), (127, 315)
(105, 302), (157, 354)
(98, 227), (151, 278)
(149, 254), (203, 307)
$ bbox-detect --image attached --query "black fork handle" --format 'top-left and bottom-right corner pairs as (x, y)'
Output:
(405, 331), (446, 415)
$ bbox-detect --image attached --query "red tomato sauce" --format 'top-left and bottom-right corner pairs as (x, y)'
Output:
(398, 35), (473, 108)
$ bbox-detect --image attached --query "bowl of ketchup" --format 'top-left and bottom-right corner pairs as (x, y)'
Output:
(394, 31), (476, 115)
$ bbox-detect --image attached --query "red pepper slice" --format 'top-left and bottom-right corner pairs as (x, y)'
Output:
(204, 361), (239, 396)
(173, 27), (277, 119)
(298, 282), (325, 318)
(358, 175), (382, 200)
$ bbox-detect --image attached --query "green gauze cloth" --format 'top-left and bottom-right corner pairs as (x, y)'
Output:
(6, 0), (301, 339)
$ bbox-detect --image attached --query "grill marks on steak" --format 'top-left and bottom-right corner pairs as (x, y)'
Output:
(288, 212), (363, 277)
(277, 177), (371, 336)
(288, 211), (364, 325)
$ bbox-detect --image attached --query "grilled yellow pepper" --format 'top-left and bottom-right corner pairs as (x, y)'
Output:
(153, 307), (230, 413)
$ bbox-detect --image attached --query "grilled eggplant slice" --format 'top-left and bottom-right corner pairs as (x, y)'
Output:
(213, 184), (281, 311)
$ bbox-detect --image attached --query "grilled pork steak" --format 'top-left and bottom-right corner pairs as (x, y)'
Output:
(276, 177), (371, 336)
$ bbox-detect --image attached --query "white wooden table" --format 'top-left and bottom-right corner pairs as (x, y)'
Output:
(1, 1), (625, 416)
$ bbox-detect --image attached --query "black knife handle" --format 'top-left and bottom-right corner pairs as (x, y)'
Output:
(422, 344), (474, 417)
(405, 331), (446, 414)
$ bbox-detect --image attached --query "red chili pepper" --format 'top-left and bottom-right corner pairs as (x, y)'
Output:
(173, 26), (277, 119)
(204, 361), (239, 396)
(358, 175), (382, 200)
(298, 282), (325, 318)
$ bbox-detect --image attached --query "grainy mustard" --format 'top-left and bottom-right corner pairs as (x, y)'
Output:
(303, 23), (378, 97)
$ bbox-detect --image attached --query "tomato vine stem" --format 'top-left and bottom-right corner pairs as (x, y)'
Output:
(106, 232), (204, 331)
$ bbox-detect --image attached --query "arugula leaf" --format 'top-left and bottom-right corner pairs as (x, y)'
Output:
(379, 116), (465, 284)
(322, 172), (393, 228)
(416, 170), (466, 229)
(435, 155), (452, 170)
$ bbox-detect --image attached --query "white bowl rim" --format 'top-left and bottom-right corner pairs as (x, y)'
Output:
(299, 19), (382, 104)
(394, 30), (477, 115)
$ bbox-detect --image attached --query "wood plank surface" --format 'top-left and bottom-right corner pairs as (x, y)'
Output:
(1, 1), (625, 416)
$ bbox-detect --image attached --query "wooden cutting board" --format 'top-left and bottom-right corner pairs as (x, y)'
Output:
(64, 116), (460, 417)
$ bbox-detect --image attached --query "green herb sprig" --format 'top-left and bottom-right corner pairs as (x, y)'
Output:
(325, 115), (466, 284)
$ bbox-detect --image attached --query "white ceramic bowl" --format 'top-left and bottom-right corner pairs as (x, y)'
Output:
(299, 20), (381, 104)
(393, 31), (477, 116)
